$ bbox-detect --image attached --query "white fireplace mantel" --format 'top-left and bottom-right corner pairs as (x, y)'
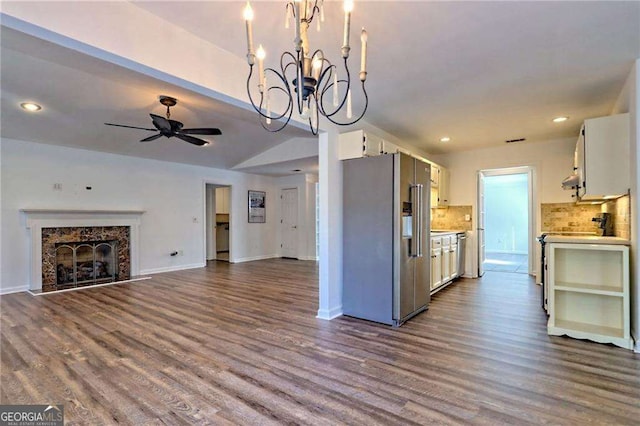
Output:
(21, 209), (145, 291)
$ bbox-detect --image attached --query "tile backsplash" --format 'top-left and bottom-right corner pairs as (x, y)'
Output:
(541, 203), (601, 234)
(541, 195), (630, 238)
(431, 205), (473, 231)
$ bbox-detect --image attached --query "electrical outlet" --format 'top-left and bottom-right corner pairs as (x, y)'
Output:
(53, 183), (62, 191)
(192, 217), (199, 223)
(464, 214), (471, 221)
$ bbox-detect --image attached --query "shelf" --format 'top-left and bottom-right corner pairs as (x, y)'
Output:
(550, 319), (624, 339)
(554, 281), (623, 296)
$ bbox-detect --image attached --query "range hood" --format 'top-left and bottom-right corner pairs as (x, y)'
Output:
(561, 173), (580, 190)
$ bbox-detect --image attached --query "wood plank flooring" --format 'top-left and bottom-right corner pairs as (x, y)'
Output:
(2, 259), (639, 425)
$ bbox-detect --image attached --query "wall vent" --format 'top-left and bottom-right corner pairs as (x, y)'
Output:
(505, 138), (526, 143)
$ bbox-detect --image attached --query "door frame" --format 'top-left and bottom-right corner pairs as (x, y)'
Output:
(477, 166), (537, 276)
(202, 180), (232, 263)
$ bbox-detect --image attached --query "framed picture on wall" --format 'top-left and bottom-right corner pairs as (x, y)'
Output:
(248, 190), (266, 223)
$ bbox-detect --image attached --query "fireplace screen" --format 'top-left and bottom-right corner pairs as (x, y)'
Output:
(55, 240), (118, 288)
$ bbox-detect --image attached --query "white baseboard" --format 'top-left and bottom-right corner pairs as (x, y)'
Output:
(231, 254), (278, 264)
(298, 256), (319, 261)
(317, 305), (343, 320)
(140, 263), (206, 275)
(0, 285), (30, 295)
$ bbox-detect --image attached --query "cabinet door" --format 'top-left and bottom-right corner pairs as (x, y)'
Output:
(442, 237), (451, 282)
(439, 167), (450, 206)
(575, 128), (585, 198)
(450, 243), (458, 278)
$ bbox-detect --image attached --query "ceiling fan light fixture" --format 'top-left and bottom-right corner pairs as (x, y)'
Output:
(20, 102), (42, 112)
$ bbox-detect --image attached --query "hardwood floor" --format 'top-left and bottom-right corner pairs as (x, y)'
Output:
(2, 259), (639, 425)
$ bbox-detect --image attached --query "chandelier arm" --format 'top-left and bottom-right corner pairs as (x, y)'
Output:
(247, 64), (293, 121)
(321, 80), (369, 127)
(316, 59), (353, 118)
(260, 85), (295, 132)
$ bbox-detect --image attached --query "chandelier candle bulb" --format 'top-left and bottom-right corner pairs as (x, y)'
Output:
(347, 88), (353, 119)
(320, 1), (325, 22)
(333, 72), (339, 107)
(244, 2), (255, 59)
(360, 28), (368, 75)
(343, 0), (353, 52)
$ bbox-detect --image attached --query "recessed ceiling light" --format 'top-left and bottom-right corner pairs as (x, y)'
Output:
(552, 116), (569, 123)
(20, 102), (42, 112)
(440, 137), (451, 142)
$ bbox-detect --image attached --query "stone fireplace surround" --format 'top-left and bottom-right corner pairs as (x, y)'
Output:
(22, 209), (144, 292)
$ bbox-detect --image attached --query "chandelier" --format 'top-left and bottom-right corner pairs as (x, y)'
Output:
(243, 0), (368, 135)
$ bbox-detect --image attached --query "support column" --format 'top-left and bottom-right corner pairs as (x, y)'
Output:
(317, 128), (343, 320)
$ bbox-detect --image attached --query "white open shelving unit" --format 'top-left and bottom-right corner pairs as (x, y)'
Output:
(547, 243), (632, 349)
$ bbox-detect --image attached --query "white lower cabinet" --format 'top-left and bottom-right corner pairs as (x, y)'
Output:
(547, 243), (632, 349)
(430, 238), (442, 290)
(430, 234), (460, 293)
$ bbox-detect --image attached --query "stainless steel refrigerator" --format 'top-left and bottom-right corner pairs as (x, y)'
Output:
(343, 152), (431, 326)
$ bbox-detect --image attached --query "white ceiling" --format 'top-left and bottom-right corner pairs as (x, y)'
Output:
(1, 1), (639, 174)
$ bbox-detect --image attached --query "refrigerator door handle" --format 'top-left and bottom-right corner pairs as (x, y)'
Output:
(411, 183), (424, 258)
(410, 184), (418, 257)
(417, 183), (424, 257)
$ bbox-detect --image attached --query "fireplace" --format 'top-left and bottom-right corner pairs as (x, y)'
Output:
(55, 240), (119, 288)
(22, 209), (144, 293)
(42, 226), (130, 292)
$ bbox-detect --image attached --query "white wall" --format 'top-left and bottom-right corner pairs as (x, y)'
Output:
(1, 138), (280, 292)
(431, 137), (575, 277)
(274, 173), (318, 261)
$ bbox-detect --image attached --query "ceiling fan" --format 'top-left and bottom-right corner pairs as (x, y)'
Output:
(104, 96), (222, 146)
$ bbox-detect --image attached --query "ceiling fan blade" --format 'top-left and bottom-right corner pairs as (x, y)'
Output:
(150, 114), (171, 132)
(105, 122), (157, 131)
(140, 133), (163, 142)
(179, 128), (222, 136)
(175, 134), (209, 146)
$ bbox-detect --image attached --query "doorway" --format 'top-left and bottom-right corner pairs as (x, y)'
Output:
(478, 167), (535, 276)
(205, 183), (231, 262)
(280, 188), (299, 259)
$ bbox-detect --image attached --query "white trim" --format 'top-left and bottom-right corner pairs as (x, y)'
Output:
(140, 263), (205, 275)
(232, 254), (278, 264)
(21, 209), (144, 291)
(1, 285), (30, 295)
(316, 305), (343, 320)
(28, 276), (152, 296)
(298, 256), (319, 261)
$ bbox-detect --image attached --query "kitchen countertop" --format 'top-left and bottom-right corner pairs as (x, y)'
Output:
(543, 235), (630, 245)
(431, 230), (466, 236)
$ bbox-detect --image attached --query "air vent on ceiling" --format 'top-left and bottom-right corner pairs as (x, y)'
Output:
(505, 138), (526, 144)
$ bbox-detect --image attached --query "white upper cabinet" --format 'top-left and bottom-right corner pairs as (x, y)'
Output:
(215, 187), (230, 214)
(338, 130), (384, 160)
(430, 165), (449, 208)
(575, 113), (629, 200)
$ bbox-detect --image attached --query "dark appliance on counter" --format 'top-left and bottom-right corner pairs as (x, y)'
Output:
(592, 212), (614, 236)
(343, 153), (431, 326)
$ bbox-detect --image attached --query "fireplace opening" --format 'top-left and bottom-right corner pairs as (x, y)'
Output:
(55, 240), (119, 289)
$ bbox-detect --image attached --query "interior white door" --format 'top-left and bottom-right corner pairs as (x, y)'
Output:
(478, 172), (486, 277)
(281, 188), (298, 259)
